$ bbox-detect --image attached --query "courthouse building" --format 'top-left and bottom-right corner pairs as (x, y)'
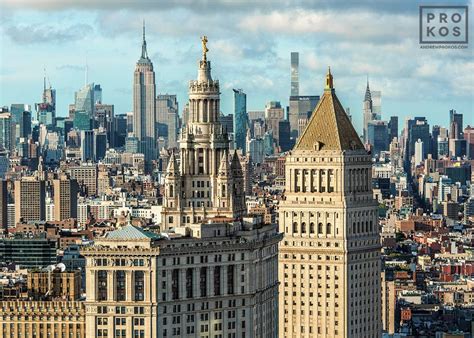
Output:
(279, 68), (382, 337)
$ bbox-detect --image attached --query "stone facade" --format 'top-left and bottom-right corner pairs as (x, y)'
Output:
(161, 42), (245, 230)
(83, 219), (281, 338)
(279, 69), (382, 337)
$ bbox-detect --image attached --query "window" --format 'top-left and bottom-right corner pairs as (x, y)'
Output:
(172, 269), (179, 300)
(186, 268), (193, 298)
(301, 222), (306, 233)
(134, 271), (144, 301)
(200, 267), (207, 297)
(292, 222), (298, 233)
(310, 222), (315, 234)
(97, 270), (108, 301)
(318, 223), (323, 234)
(227, 265), (234, 295)
(116, 271), (126, 301)
(214, 266), (221, 296)
(326, 223), (332, 235)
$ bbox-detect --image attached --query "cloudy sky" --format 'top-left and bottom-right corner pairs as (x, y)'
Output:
(0, 0), (472, 134)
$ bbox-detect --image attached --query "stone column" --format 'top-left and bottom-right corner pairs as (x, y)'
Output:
(126, 271), (133, 301)
(108, 271), (115, 301)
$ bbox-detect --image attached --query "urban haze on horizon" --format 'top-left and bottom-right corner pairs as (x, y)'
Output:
(0, 1), (473, 338)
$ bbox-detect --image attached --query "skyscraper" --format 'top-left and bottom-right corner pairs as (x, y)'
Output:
(0, 113), (12, 152)
(449, 109), (463, 139)
(0, 180), (7, 233)
(14, 177), (46, 224)
(161, 36), (246, 229)
(368, 120), (389, 157)
(53, 175), (79, 221)
(74, 83), (95, 117)
(36, 72), (56, 127)
(279, 68), (381, 337)
(363, 79), (377, 142)
(288, 53), (320, 138)
(233, 88), (248, 153)
(133, 22), (156, 170)
(156, 94), (178, 149)
(264, 101), (284, 146)
(388, 116), (399, 141)
(80, 130), (94, 161)
(291, 52), (299, 96)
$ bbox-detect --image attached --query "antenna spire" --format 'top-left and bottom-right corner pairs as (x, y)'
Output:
(141, 20), (148, 59)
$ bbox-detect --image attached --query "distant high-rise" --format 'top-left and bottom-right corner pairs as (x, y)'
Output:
(80, 130), (94, 161)
(414, 139), (424, 165)
(371, 90), (382, 120)
(74, 83), (95, 117)
(291, 52), (299, 96)
(36, 72), (56, 126)
(94, 129), (107, 160)
(388, 116), (398, 141)
(53, 175), (78, 221)
(0, 180), (7, 233)
(156, 94), (178, 149)
(368, 120), (389, 157)
(0, 113), (12, 152)
(464, 126), (474, 159)
(449, 109), (463, 139)
(288, 53), (320, 138)
(14, 177), (46, 224)
(363, 79), (377, 142)
(93, 84), (102, 104)
(133, 22), (156, 170)
(264, 101), (284, 146)
(404, 117), (430, 171)
(233, 88), (248, 153)
(279, 68), (381, 337)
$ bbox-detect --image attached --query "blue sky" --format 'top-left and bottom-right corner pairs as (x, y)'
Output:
(0, 0), (473, 135)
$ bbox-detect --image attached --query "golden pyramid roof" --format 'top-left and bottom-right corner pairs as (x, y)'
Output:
(294, 68), (364, 152)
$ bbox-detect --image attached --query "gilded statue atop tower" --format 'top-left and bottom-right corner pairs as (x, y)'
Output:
(201, 35), (209, 61)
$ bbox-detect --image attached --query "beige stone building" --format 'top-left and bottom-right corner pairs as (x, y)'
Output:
(161, 37), (245, 229)
(53, 175), (79, 221)
(278, 69), (381, 337)
(83, 218), (281, 338)
(14, 177), (46, 224)
(0, 300), (85, 338)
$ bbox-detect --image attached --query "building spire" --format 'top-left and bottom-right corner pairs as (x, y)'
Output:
(364, 75), (372, 102)
(43, 67), (46, 92)
(325, 66), (334, 91)
(141, 20), (148, 59)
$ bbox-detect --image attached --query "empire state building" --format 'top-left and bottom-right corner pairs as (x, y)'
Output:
(133, 22), (156, 171)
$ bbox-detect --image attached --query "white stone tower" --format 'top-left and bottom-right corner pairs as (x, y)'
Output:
(161, 37), (245, 229)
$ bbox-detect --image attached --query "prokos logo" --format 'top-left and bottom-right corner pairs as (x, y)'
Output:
(419, 6), (468, 44)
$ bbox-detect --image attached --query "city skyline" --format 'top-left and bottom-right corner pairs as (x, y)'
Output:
(1, 0), (472, 135)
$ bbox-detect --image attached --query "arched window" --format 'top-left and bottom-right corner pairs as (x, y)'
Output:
(292, 222), (298, 233)
(318, 223), (323, 234)
(326, 223), (332, 235)
(134, 271), (144, 301)
(301, 222), (306, 234)
(169, 184), (174, 197)
(310, 222), (315, 234)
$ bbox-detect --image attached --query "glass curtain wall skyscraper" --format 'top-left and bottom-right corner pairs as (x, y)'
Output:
(233, 88), (247, 153)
